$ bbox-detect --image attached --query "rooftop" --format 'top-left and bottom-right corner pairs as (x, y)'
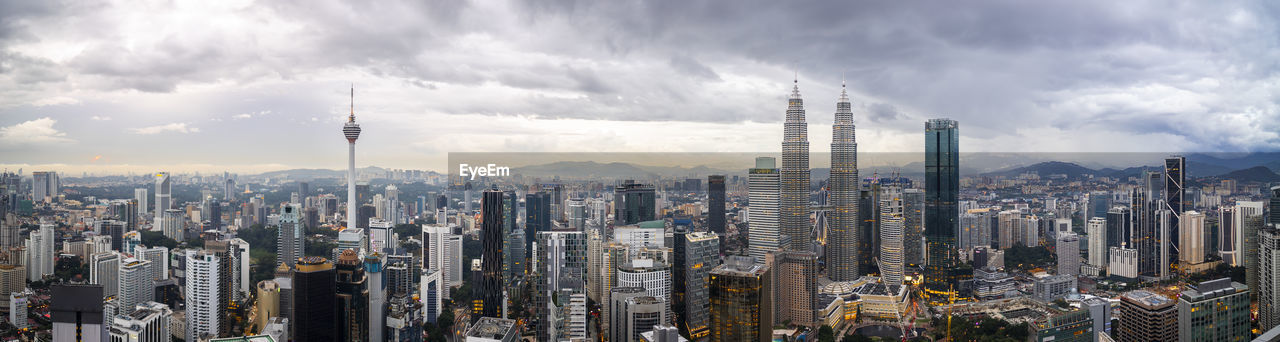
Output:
(209, 335), (276, 342)
(466, 317), (517, 339)
(1122, 290), (1173, 308)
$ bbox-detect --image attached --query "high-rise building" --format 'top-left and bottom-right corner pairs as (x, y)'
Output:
(1087, 217), (1107, 268)
(525, 191), (551, 256)
(707, 175), (726, 250)
(31, 171), (58, 203)
(771, 250), (817, 327)
(747, 157), (780, 263)
(423, 224), (462, 289)
(614, 181), (656, 225)
(780, 79), (810, 252)
(344, 88), (362, 231)
(420, 268), (443, 324)
(334, 250), (368, 342)
(673, 229), (719, 339)
(829, 84), (860, 280)
(618, 296), (666, 342)
(185, 250), (221, 342)
(0, 213), (18, 248)
(135, 246), (169, 282)
(609, 287), (647, 342)
(480, 189), (505, 319)
(1239, 201), (1265, 303)
(1057, 233), (1080, 276)
(1083, 297), (1111, 341)
(100, 220), (125, 252)
(1133, 171), (1174, 279)
(154, 172), (170, 224)
(365, 254), (385, 342)
(566, 198), (586, 232)
(533, 230), (587, 340)
(1180, 211), (1206, 265)
(923, 118), (964, 301)
(161, 209), (183, 242)
(1220, 206), (1238, 265)
(255, 280), (280, 331)
(709, 256), (772, 342)
(880, 188), (905, 287)
(0, 265), (23, 310)
(118, 257), (154, 316)
(504, 228), (524, 285)
(1106, 206), (1131, 250)
(108, 301), (171, 342)
(293, 256), (337, 342)
(25, 223), (53, 281)
(1177, 278), (1249, 342)
(1117, 290), (1177, 342)
(616, 259), (672, 322)
(902, 188), (925, 267)
(1260, 228), (1280, 330)
(369, 219), (396, 254)
(336, 228), (367, 255)
(52, 284), (106, 342)
(134, 188), (148, 219)
(9, 292), (26, 330)
(1164, 156), (1185, 256)
(277, 204), (303, 267)
(92, 252), (121, 299)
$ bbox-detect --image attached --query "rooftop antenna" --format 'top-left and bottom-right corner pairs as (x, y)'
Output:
(349, 84), (355, 122)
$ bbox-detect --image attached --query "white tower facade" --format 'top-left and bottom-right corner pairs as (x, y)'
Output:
(748, 157), (780, 263)
(25, 224), (53, 282)
(880, 188), (905, 287)
(344, 87), (363, 229)
(1087, 217), (1107, 267)
(154, 172), (171, 224)
(184, 251), (221, 342)
(1179, 211), (1206, 264)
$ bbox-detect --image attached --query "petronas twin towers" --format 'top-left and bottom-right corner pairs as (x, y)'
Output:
(780, 78), (860, 281)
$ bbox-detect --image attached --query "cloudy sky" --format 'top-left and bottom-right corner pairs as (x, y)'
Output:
(1, 0), (1278, 174)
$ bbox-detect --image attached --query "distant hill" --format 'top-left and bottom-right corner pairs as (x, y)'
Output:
(983, 161), (1100, 179)
(1220, 166), (1280, 183)
(251, 166), (405, 180)
(515, 161), (657, 179)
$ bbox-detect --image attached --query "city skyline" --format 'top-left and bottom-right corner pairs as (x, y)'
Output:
(4, 1), (1279, 175)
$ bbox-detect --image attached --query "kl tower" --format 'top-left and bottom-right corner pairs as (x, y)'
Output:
(343, 87), (362, 229)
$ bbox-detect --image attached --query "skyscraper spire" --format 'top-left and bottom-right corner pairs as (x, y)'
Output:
(349, 85), (355, 122)
(790, 75), (802, 99)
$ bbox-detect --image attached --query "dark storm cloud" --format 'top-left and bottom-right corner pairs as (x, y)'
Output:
(866, 103), (903, 123)
(3, 0), (1280, 155)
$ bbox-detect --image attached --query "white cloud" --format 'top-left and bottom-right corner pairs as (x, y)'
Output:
(131, 123), (199, 135)
(0, 117), (73, 145)
(91, 115), (110, 121)
(232, 110), (271, 120)
(31, 96), (80, 107)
